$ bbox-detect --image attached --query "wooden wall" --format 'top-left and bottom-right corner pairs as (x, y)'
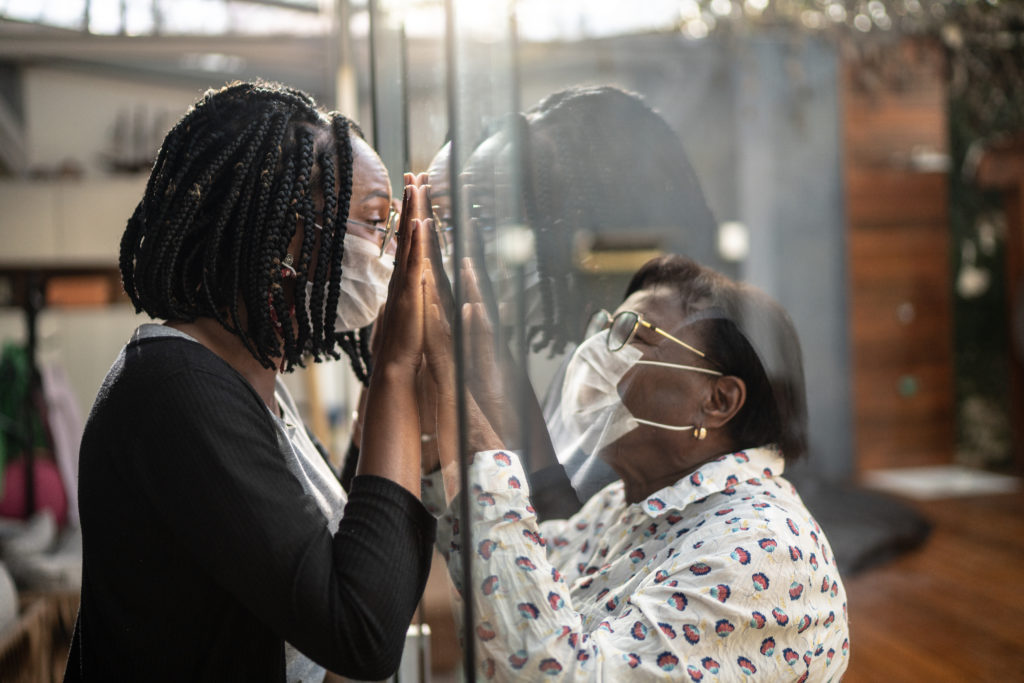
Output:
(843, 41), (956, 470)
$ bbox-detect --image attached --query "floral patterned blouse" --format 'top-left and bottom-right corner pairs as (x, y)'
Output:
(424, 446), (849, 681)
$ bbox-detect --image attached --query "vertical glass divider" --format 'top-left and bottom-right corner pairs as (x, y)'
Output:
(444, 0), (475, 680)
(367, 0), (380, 148)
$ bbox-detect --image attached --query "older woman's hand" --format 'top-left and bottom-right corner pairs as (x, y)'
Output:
(461, 259), (506, 438)
(422, 263), (503, 503)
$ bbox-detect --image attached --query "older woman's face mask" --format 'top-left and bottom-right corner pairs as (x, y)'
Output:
(555, 314), (724, 459)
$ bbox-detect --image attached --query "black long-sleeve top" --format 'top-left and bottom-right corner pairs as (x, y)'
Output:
(65, 333), (435, 682)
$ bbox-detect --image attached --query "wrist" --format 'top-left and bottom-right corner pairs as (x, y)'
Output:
(370, 359), (420, 388)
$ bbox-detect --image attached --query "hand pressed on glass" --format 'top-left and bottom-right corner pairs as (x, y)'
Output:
(422, 262), (503, 504)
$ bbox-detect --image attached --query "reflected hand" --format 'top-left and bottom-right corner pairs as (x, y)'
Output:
(423, 262), (502, 503)
(462, 259), (506, 437)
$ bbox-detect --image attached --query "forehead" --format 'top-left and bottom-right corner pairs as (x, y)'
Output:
(463, 132), (511, 181)
(615, 284), (694, 337)
(427, 143), (450, 182)
(349, 136), (391, 199)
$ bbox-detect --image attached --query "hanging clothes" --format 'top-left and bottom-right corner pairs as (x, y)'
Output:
(40, 363), (82, 526)
(0, 341), (68, 525)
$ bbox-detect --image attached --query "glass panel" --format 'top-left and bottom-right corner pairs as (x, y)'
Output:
(355, 3), (1021, 681)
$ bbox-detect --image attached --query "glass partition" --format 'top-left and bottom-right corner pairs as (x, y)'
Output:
(351, 1), (1021, 680)
(358, 3), (850, 680)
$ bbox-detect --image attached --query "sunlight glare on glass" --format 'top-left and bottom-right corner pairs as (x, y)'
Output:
(43, 0), (86, 28)
(454, 0), (508, 43)
(826, 2), (847, 22)
(160, 0), (228, 34)
(1, 0), (82, 27)
(395, 3), (445, 36)
(180, 53), (246, 73)
(516, 0), (679, 41)
(800, 9), (826, 29)
(125, 0), (156, 36)
(87, 0), (123, 34)
(683, 17), (710, 39)
(224, 1), (329, 35)
(710, 0), (732, 18)
(679, 0), (701, 21)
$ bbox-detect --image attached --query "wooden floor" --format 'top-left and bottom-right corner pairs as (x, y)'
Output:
(842, 488), (1024, 682)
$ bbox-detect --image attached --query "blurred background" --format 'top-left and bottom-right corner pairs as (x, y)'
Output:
(0, 0), (1022, 680)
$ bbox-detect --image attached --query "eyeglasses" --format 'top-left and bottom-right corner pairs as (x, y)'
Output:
(431, 203), (455, 254)
(311, 208), (399, 258)
(586, 309), (715, 361)
(346, 208), (400, 257)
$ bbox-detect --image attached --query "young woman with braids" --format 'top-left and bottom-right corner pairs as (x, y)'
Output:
(66, 81), (436, 682)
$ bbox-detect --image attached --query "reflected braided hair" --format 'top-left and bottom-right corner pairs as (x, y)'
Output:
(517, 86), (716, 355)
(120, 81), (373, 380)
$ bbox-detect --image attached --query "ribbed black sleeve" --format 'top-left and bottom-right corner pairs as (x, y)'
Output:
(68, 336), (435, 682)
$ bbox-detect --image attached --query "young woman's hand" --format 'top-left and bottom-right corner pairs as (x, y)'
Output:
(372, 183), (429, 370)
(356, 183), (433, 494)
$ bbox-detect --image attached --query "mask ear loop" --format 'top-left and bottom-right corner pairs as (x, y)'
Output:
(630, 359), (719, 435)
(631, 419), (709, 440)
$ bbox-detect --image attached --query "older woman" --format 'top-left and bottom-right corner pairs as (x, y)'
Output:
(420, 254), (849, 681)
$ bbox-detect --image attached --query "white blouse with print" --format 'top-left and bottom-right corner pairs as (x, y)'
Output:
(424, 446), (850, 682)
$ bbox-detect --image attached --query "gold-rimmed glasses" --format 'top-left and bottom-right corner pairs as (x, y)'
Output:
(311, 208), (400, 258)
(431, 202), (455, 255)
(345, 208), (400, 257)
(586, 309), (713, 360)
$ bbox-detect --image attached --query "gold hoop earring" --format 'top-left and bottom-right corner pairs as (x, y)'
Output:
(693, 426), (708, 441)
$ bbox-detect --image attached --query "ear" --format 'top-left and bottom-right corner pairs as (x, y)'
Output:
(701, 375), (746, 429)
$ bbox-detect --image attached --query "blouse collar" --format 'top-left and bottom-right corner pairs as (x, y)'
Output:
(638, 446), (785, 519)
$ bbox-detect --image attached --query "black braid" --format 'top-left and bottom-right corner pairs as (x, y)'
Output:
(119, 203), (144, 308)
(256, 140), (297, 367)
(326, 114), (374, 385)
(202, 117), (266, 324)
(311, 150), (337, 352)
(271, 130), (305, 370)
(356, 326), (373, 377)
(520, 119), (564, 354)
(226, 110), (277, 363)
(287, 126), (318, 367)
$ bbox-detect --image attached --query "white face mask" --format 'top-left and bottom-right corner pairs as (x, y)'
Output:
(304, 233), (393, 333)
(553, 332), (643, 460)
(553, 331), (721, 459)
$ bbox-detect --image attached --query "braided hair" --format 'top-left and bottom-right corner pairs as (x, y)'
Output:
(120, 80), (374, 380)
(513, 86), (716, 355)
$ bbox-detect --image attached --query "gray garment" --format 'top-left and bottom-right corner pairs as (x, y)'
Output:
(133, 324), (344, 682)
